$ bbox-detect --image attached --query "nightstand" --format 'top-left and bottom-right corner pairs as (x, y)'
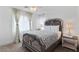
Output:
(62, 34), (78, 51)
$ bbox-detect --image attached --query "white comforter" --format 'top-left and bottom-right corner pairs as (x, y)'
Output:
(26, 30), (61, 49)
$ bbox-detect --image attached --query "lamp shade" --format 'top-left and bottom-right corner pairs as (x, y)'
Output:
(66, 20), (73, 35)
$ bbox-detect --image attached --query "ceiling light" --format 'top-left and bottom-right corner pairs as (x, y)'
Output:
(30, 6), (37, 12)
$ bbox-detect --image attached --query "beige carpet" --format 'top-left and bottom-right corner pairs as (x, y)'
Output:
(53, 45), (74, 52)
(0, 43), (29, 52)
(0, 43), (76, 52)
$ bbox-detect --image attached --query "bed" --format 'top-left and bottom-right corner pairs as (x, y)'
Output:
(22, 18), (63, 52)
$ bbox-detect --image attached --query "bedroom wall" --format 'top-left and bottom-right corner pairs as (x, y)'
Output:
(31, 6), (78, 33)
(0, 7), (14, 46)
(76, 7), (79, 34)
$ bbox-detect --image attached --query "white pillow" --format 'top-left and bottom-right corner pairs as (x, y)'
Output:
(44, 26), (51, 31)
(44, 26), (59, 32)
(50, 26), (59, 32)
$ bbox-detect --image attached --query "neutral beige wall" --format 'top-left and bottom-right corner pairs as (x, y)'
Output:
(0, 7), (14, 46)
(31, 6), (78, 30)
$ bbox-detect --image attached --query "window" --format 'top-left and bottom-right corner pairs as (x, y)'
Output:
(19, 15), (30, 33)
(19, 14), (30, 41)
(12, 10), (30, 42)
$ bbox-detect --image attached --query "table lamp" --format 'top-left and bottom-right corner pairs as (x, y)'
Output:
(66, 21), (73, 35)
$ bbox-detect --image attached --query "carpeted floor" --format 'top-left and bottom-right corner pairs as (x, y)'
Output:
(0, 43), (77, 52)
(53, 45), (74, 52)
(0, 43), (29, 52)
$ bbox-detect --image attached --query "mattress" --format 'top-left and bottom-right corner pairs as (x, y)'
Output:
(41, 31), (61, 49)
(26, 30), (61, 50)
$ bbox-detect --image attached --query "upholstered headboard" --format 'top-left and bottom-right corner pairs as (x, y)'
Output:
(45, 18), (63, 31)
(45, 18), (63, 39)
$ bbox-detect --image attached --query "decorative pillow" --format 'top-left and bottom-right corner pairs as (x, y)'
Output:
(44, 26), (51, 31)
(50, 25), (59, 32)
(44, 26), (59, 32)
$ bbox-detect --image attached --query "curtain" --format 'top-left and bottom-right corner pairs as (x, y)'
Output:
(13, 9), (20, 43)
(13, 8), (32, 43)
(12, 8), (31, 43)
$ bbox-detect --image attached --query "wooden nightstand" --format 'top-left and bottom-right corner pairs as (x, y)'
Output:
(62, 34), (78, 51)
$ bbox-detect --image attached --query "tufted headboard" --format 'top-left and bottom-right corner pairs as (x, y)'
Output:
(45, 18), (63, 38)
(45, 18), (63, 31)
